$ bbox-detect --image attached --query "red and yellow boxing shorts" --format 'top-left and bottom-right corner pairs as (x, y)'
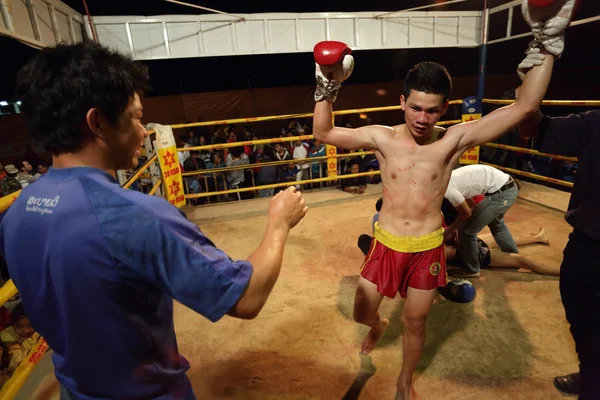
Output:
(360, 222), (447, 299)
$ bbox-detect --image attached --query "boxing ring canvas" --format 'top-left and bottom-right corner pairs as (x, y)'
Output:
(19, 182), (576, 400)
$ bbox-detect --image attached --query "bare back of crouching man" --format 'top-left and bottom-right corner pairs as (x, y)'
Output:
(310, 0), (574, 394)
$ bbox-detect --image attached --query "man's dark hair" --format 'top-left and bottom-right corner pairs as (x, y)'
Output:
(16, 42), (149, 155)
(402, 62), (452, 103)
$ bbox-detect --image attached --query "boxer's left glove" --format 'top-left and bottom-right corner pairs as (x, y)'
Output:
(521, 0), (575, 57)
(314, 41), (354, 103)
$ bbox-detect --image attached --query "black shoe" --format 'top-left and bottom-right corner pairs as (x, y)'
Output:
(553, 371), (581, 395)
(357, 235), (372, 256)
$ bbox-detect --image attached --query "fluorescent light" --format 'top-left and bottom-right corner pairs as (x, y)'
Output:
(0, 101), (8, 106)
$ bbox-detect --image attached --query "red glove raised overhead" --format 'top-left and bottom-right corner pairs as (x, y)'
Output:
(314, 41), (352, 66)
(313, 41), (354, 103)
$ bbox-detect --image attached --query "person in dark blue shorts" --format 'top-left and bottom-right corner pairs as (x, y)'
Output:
(0, 42), (308, 400)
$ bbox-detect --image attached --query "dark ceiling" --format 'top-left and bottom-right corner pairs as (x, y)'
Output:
(1, 0), (599, 100)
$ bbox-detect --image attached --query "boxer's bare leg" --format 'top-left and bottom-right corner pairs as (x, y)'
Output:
(353, 277), (389, 354)
(479, 227), (549, 248)
(488, 249), (559, 276)
(395, 287), (436, 400)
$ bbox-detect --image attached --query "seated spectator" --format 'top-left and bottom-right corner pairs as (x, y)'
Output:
(341, 159), (367, 194)
(0, 341), (9, 388)
(0, 304), (40, 372)
(34, 163), (49, 179)
(255, 146), (277, 198)
(0, 162), (6, 184)
(226, 147), (249, 189)
(283, 163), (301, 190)
(183, 152), (206, 205)
(177, 138), (192, 167)
(16, 160), (36, 187)
(186, 130), (199, 146)
(309, 139), (326, 180)
(293, 141), (310, 185)
(0, 166), (22, 196)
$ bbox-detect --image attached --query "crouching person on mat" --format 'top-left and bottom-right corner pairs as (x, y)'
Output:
(0, 42), (308, 400)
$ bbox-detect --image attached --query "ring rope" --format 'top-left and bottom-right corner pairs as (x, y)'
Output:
(181, 151), (375, 177)
(180, 120), (461, 154)
(148, 179), (163, 196)
(186, 171), (381, 199)
(155, 102), (465, 133)
(0, 338), (49, 400)
(483, 142), (578, 162)
(122, 154), (158, 189)
(482, 99), (600, 106)
(480, 162), (574, 188)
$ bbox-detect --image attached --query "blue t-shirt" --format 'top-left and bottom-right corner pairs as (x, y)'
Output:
(0, 167), (252, 399)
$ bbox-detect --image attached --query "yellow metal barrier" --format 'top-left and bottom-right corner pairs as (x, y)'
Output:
(483, 142), (578, 162)
(149, 179), (163, 196)
(0, 191), (21, 214)
(0, 280), (18, 308)
(480, 162), (574, 188)
(186, 171), (380, 199)
(0, 338), (49, 400)
(482, 99), (600, 106)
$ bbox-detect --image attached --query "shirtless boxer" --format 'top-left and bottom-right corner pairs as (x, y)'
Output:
(312, 2), (573, 398)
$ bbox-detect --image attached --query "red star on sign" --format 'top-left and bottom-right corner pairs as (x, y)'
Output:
(163, 151), (176, 168)
(466, 116), (476, 122)
(168, 180), (181, 196)
(327, 148), (337, 156)
(328, 162), (336, 169)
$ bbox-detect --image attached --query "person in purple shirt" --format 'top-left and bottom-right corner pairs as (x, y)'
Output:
(519, 106), (600, 398)
(0, 42), (308, 400)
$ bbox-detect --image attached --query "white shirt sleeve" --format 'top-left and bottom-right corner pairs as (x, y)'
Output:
(444, 182), (465, 207)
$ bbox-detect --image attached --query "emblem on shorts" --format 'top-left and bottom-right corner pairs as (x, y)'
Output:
(429, 262), (441, 276)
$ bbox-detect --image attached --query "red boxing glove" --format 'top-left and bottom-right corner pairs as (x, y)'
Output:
(314, 41), (352, 66)
(313, 41), (354, 103)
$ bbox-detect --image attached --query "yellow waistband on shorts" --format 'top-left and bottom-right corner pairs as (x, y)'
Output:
(373, 222), (444, 253)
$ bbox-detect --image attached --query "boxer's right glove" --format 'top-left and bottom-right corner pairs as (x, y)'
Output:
(314, 41), (354, 103)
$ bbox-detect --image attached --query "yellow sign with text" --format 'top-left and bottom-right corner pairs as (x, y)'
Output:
(326, 144), (337, 177)
(158, 147), (186, 207)
(149, 123), (187, 208)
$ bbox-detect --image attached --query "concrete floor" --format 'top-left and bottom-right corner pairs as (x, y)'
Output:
(28, 182), (578, 400)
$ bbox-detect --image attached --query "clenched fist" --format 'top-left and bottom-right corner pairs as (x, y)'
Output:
(268, 186), (308, 230)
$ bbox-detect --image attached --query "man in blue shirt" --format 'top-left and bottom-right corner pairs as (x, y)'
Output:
(0, 42), (308, 399)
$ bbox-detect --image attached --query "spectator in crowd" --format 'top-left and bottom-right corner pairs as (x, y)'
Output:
(177, 138), (192, 167)
(341, 159), (367, 194)
(0, 162), (6, 184)
(292, 140), (310, 186)
(255, 146), (277, 198)
(16, 160), (36, 187)
(0, 166), (22, 197)
(0, 304), (40, 372)
(283, 162), (301, 190)
(309, 139), (326, 188)
(183, 151), (206, 205)
(185, 130), (199, 147)
(34, 163), (49, 179)
(274, 143), (292, 183)
(226, 146), (249, 193)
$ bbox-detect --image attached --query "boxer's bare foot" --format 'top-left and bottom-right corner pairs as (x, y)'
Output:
(394, 382), (420, 400)
(360, 318), (389, 354)
(536, 227), (549, 245)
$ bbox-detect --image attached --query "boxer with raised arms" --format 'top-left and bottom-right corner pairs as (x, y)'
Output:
(312, 1), (574, 398)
